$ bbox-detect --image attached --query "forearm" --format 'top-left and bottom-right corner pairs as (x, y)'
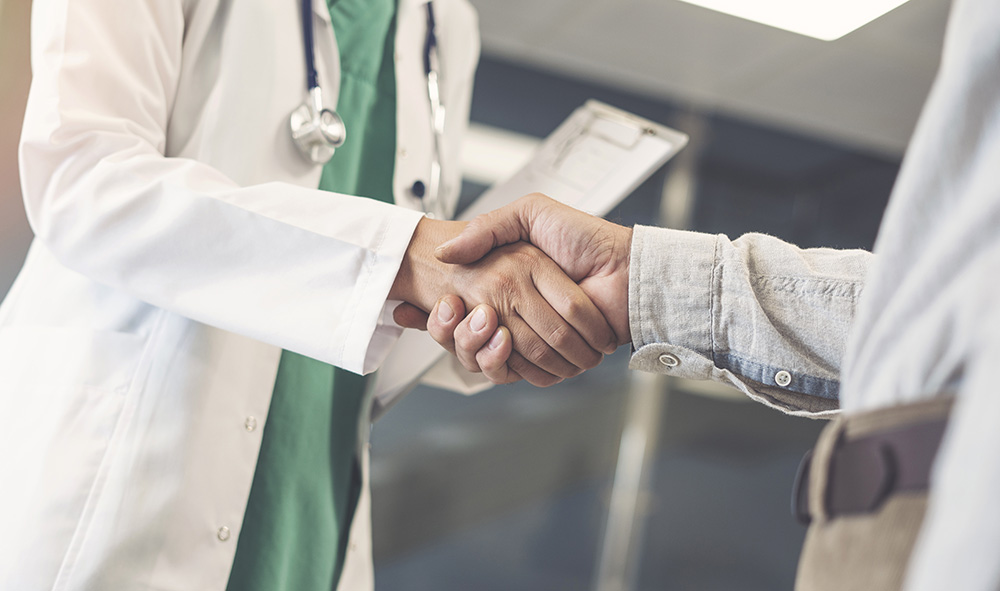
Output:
(628, 226), (872, 416)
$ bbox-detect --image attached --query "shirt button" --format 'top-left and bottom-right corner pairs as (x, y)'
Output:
(217, 526), (231, 542)
(245, 416), (258, 432)
(775, 370), (792, 387)
(658, 353), (680, 368)
(410, 180), (426, 198)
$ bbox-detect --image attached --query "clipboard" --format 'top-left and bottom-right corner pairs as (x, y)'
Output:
(369, 100), (689, 421)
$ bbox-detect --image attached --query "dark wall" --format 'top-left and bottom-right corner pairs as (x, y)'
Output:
(468, 56), (898, 249)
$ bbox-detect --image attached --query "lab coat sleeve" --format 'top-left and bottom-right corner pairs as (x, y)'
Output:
(627, 226), (872, 418)
(18, 0), (424, 374)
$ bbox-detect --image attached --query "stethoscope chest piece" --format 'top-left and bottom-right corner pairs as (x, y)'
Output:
(290, 87), (346, 165)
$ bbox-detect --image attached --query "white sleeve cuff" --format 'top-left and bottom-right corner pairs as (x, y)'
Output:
(334, 208), (424, 375)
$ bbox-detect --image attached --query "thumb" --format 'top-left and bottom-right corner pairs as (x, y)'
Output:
(434, 200), (533, 264)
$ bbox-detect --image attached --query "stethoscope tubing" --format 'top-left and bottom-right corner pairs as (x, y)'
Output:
(296, 0), (444, 216)
(302, 0), (320, 91)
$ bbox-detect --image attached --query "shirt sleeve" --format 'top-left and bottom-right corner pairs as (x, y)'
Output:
(18, 0), (423, 374)
(627, 225), (871, 417)
(903, 248), (1000, 590)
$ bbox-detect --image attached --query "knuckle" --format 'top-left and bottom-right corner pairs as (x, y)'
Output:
(563, 295), (583, 318)
(458, 349), (483, 371)
(481, 364), (506, 384)
(490, 273), (519, 298)
(482, 362), (508, 383)
(523, 339), (554, 366)
(457, 349), (482, 373)
(530, 346), (574, 378)
(547, 323), (574, 350)
(477, 348), (504, 371)
(488, 374), (510, 386)
(525, 192), (548, 207)
(460, 357), (483, 373)
(454, 327), (481, 352)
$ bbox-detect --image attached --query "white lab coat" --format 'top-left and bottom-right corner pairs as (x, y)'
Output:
(0, 0), (479, 589)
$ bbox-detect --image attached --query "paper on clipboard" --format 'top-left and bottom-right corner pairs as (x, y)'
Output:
(460, 100), (688, 219)
(369, 100), (688, 420)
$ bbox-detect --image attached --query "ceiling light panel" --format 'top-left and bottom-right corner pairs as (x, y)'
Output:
(675, 0), (913, 40)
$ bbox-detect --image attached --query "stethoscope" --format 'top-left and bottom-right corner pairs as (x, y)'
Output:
(290, 0), (447, 218)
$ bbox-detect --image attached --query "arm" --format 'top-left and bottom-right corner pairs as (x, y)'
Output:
(627, 225), (868, 416)
(20, 0), (420, 373)
(420, 194), (872, 416)
(21, 2), (612, 380)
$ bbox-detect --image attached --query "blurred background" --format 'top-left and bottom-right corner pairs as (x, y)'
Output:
(0, 0), (951, 589)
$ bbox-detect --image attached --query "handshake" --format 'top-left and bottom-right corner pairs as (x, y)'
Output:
(388, 193), (633, 387)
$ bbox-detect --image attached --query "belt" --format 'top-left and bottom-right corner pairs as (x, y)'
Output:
(792, 414), (949, 525)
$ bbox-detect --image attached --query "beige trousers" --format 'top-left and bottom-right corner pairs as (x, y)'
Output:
(795, 397), (953, 591)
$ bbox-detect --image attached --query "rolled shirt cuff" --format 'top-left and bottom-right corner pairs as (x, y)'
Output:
(628, 225), (717, 365)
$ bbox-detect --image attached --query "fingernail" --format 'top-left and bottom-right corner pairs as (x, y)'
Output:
(437, 300), (454, 323)
(470, 307), (487, 332)
(488, 329), (504, 350)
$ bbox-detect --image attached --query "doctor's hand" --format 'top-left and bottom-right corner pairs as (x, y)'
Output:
(388, 216), (618, 387)
(396, 194), (633, 385)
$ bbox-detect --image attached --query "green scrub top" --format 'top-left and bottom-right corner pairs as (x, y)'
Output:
(226, 0), (398, 589)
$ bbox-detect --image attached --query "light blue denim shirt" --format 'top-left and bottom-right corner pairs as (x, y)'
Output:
(627, 0), (1000, 588)
(628, 228), (868, 417)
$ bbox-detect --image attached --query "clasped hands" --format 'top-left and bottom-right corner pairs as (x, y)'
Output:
(388, 193), (632, 387)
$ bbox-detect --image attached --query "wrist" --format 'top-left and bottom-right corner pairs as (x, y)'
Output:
(389, 217), (467, 310)
(613, 226), (633, 345)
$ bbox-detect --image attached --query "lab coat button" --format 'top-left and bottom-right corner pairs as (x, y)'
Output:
(399, 147), (408, 159)
(658, 353), (680, 368)
(775, 370), (792, 387)
(217, 526), (231, 542)
(245, 416), (257, 432)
